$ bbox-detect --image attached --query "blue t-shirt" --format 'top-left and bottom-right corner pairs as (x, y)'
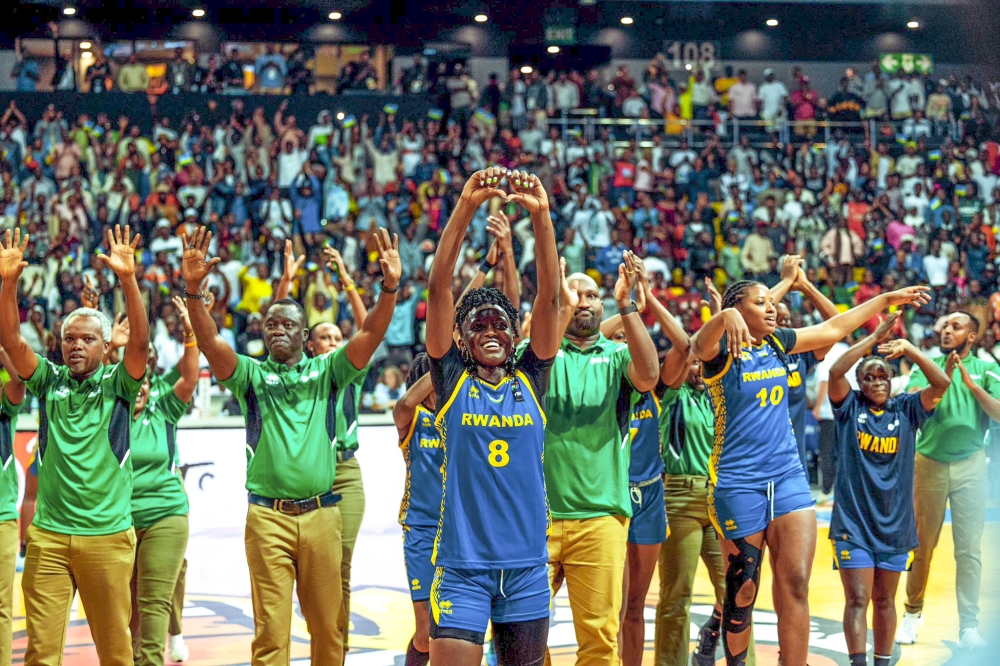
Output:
(786, 351), (818, 469)
(398, 404), (444, 528)
(703, 328), (801, 489)
(430, 344), (551, 568)
(830, 390), (931, 553)
(628, 390), (664, 483)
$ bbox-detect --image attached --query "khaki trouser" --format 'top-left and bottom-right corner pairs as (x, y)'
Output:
(653, 477), (756, 666)
(905, 449), (988, 630)
(130, 515), (189, 666)
(0, 520), (17, 666)
(22, 525), (136, 666)
(168, 558), (187, 637)
(333, 455), (365, 654)
(245, 503), (344, 666)
(546, 515), (629, 666)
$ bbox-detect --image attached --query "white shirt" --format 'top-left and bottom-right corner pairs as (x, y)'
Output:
(552, 81), (580, 111)
(277, 149), (308, 188)
(895, 154), (923, 178)
(923, 254), (950, 286)
(728, 81), (758, 118)
(669, 150), (697, 184)
(815, 342), (850, 421)
(758, 81), (789, 119)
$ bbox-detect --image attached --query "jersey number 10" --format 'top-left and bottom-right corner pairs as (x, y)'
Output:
(755, 386), (784, 408)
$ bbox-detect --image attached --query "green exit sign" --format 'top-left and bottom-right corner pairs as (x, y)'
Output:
(545, 26), (575, 45)
(880, 53), (934, 75)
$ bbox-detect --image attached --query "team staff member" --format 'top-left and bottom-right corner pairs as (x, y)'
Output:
(0, 347), (24, 666)
(898, 311), (1000, 650)
(689, 280), (929, 666)
(129, 296), (200, 666)
(425, 167), (561, 666)
(276, 241), (370, 658)
(180, 225), (401, 665)
(827, 314), (950, 666)
(392, 354), (440, 666)
(545, 253), (660, 666)
(0, 226), (150, 666)
(600, 261), (689, 666)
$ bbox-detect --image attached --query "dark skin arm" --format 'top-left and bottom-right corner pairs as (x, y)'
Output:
(96, 225), (149, 380)
(274, 239), (306, 302)
(616, 251), (660, 392)
(0, 346), (26, 406)
(487, 210), (522, 310)
(343, 228), (401, 370)
(879, 338), (952, 412)
(181, 227), (238, 382)
(953, 353), (1000, 421)
(392, 373), (433, 440)
(170, 295), (201, 403)
(828, 313), (898, 405)
(325, 246), (367, 327)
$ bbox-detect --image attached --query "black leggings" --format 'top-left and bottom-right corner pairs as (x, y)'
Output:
(493, 617), (549, 666)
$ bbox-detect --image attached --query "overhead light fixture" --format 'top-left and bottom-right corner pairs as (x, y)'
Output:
(79, 41), (92, 49)
(520, 65), (533, 74)
(766, 19), (779, 27)
(192, 8), (206, 18)
(685, 63), (692, 70)
(329, 11), (342, 20)
(547, 45), (560, 54)
(907, 20), (920, 29)
(63, 6), (76, 16)
(620, 17), (634, 26)
(336, 112), (345, 121)
(474, 14), (488, 23)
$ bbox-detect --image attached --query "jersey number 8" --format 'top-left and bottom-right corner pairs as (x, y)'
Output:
(755, 385), (784, 408)
(488, 440), (510, 468)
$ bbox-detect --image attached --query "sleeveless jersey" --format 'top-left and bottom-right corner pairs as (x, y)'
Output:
(785, 351), (818, 464)
(431, 345), (552, 569)
(830, 390), (930, 553)
(629, 391), (664, 483)
(703, 329), (801, 488)
(399, 404), (445, 528)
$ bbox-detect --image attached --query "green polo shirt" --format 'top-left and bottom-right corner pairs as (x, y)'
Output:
(907, 353), (1000, 463)
(542, 335), (638, 520)
(131, 375), (191, 529)
(336, 370), (367, 452)
(660, 384), (714, 477)
(0, 393), (23, 522)
(220, 347), (366, 500)
(25, 355), (143, 535)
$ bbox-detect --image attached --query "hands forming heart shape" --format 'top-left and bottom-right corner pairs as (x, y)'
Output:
(460, 167), (549, 214)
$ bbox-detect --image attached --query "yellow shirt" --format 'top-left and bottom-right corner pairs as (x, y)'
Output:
(237, 266), (274, 313)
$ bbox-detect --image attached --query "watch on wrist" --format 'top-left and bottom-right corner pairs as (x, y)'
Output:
(619, 301), (638, 317)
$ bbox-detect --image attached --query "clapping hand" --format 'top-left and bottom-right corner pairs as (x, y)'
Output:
(614, 251), (641, 307)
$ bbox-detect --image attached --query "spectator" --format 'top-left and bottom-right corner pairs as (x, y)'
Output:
(117, 54), (149, 93)
(758, 68), (789, 129)
(255, 44), (287, 94)
(86, 52), (113, 93)
(368, 366), (406, 412)
(728, 70), (759, 120)
(740, 221), (777, 277)
(167, 49), (193, 94)
(790, 75), (819, 138)
(552, 72), (580, 118)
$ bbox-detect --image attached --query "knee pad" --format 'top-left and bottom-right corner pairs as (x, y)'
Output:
(722, 538), (762, 635)
(493, 617), (548, 666)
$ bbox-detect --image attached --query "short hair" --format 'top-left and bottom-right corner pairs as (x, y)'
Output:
(63, 307), (112, 343)
(856, 355), (893, 383)
(565, 272), (599, 291)
(268, 298), (306, 324)
(954, 310), (981, 333)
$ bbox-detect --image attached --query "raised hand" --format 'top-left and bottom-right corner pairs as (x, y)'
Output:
(945, 351), (959, 378)
(282, 239), (306, 283)
(0, 229), (29, 281)
(323, 246), (349, 281)
(559, 257), (579, 311)
(80, 275), (100, 309)
(460, 167), (507, 207)
(955, 356), (977, 390)
(614, 250), (640, 306)
(109, 312), (130, 349)
(96, 225), (141, 277)
(633, 256), (648, 313)
(204, 289), (217, 312)
(485, 239), (500, 267)
(487, 210), (514, 253)
(372, 227), (401, 291)
(872, 312), (899, 343)
(504, 170), (549, 215)
(180, 226), (221, 290)
(172, 295), (194, 333)
(883, 286), (931, 308)
(702, 276), (723, 315)
(721, 308), (756, 359)
(780, 254), (803, 283)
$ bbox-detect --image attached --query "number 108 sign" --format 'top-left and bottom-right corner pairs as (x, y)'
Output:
(663, 41), (720, 70)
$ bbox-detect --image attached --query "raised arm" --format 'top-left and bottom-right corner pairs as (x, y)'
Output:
(0, 346), (25, 406)
(102, 313), (130, 365)
(487, 210), (522, 311)
(457, 241), (496, 306)
(392, 373), (433, 439)
(828, 313), (897, 404)
(344, 228), (401, 370)
(170, 295), (201, 403)
(426, 168), (505, 358)
(181, 227), (237, 381)
(506, 171), (560, 359)
(791, 286), (930, 356)
(953, 354), (1000, 421)
(641, 272), (690, 386)
(274, 239), (305, 301)
(96, 225), (148, 381)
(879, 336), (951, 412)
(690, 306), (756, 363)
(796, 266), (840, 321)
(614, 252), (660, 392)
(768, 254), (803, 304)
(325, 246), (367, 327)
(0, 230), (39, 381)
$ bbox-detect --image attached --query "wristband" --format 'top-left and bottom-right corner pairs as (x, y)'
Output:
(381, 280), (399, 294)
(184, 290), (204, 300)
(619, 301), (638, 317)
(480, 258), (497, 274)
(344, 282), (356, 292)
(184, 341), (198, 348)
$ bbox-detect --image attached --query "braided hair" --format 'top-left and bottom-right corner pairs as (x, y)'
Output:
(455, 287), (520, 378)
(720, 280), (790, 385)
(407, 352), (432, 386)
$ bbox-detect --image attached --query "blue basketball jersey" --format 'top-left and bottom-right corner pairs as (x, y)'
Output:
(703, 329), (801, 488)
(629, 391), (664, 483)
(785, 351), (818, 467)
(830, 390), (930, 553)
(399, 404), (445, 529)
(430, 345), (552, 569)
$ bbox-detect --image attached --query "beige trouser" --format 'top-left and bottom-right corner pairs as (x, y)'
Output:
(245, 503), (344, 666)
(130, 515), (189, 666)
(167, 558), (187, 637)
(22, 525), (137, 666)
(905, 450), (988, 630)
(333, 455), (365, 655)
(0, 520), (17, 666)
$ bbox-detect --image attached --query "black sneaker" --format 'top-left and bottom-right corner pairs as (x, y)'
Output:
(691, 623), (719, 666)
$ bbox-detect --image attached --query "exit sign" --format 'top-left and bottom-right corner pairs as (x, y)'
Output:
(545, 25), (576, 45)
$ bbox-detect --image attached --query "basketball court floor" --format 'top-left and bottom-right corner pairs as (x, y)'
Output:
(7, 425), (997, 665)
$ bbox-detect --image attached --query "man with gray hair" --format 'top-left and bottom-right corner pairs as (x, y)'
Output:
(0, 225), (150, 666)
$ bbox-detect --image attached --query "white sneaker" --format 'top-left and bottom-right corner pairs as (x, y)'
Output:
(896, 611), (923, 644)
(958, 628), (988, 649)
(169, 635), (189, 662)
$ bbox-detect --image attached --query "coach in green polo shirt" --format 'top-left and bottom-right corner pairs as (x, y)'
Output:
(0, 225), (149, 666)
(180, 226), (400, 665)
(899, 311), (1000, 650)
(544, 253), (659, 666)
(0, 347), (25, 666)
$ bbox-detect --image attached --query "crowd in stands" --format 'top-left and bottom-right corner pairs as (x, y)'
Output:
(4, 53), (1000, 413)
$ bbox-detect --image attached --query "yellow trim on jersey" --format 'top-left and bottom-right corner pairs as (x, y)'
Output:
(434, 373), (470, 430)
(516, 369), (547, 427)
(398, 404), (432, 526)
(400, 405), (430, 452)
(705, 375), (727, 486)
(703, 354), (733, 384)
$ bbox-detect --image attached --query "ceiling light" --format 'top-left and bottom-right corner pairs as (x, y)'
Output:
(474, 14), (488, 23)
(329, 11), (342, 20)
(547, 46), (560, 54)
(79, 41), (92, 49)
(620, 17), (634, 26)
(766, 19), (779, 27)
(520, 65), (533, 74)
(336, 112), (345, 121)
(685, 63), (692, 70)
(192, 8), (206, 18)
(63, 7), (76, 16)
(907, 20), (920, 29)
